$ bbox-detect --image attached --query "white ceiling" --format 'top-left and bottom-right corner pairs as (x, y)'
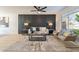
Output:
(0, 6), (65, 14)
(45, 6), (65, 12)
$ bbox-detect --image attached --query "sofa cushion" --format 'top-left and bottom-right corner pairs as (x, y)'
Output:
(63, 32), (70, 37)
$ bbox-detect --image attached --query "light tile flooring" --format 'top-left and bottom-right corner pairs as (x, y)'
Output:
(0, 34), (79, 52)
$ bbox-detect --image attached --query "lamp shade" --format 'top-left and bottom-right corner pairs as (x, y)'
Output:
(24, 23), (29, 26)
(49, 23), (53, 26)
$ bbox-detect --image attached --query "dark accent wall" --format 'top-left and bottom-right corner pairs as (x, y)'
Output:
(18, 14), (56, 34)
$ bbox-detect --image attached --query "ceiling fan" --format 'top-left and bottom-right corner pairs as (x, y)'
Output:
(31, 6), (47, 12)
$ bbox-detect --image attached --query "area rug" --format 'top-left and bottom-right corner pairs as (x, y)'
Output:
(3, 36), (73, 52)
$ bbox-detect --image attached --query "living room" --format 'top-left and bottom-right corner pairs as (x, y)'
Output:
(0, 6), (79, 52)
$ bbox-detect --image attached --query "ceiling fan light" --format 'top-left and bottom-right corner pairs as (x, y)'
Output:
(38, 11), (41, 13)
(36, 11), (41, 14)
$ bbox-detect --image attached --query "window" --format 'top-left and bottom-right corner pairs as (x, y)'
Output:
(68, 12), (79, 29)
(62, 12), (79, 35)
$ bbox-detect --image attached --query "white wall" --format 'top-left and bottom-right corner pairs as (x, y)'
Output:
(0, 7), (18, 35)
(0, 6), (60, 35)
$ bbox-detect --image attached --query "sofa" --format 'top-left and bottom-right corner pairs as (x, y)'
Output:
(58, 32), (77, 41)
(53, 30), (79, 48)
(53, 30), (77, 41)
(28, 27), (49, 35)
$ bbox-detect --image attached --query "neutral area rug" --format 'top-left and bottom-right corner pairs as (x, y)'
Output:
(3, 35), (79, 52)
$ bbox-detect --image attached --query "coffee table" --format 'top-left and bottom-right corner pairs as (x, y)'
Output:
(29, 34), (46, 41)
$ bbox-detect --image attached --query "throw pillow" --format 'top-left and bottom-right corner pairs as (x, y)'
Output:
(36, 27), (40, 31)
(63, 32), (70, 37)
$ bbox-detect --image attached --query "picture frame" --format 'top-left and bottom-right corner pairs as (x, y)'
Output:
(0, 16), (9, 27)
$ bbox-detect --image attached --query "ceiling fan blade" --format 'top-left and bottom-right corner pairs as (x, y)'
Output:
(41, 6), (47, 10)
(32, 6), (47, 12)
(41, 10), (46, 12)
(34, 6), (39, 10)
